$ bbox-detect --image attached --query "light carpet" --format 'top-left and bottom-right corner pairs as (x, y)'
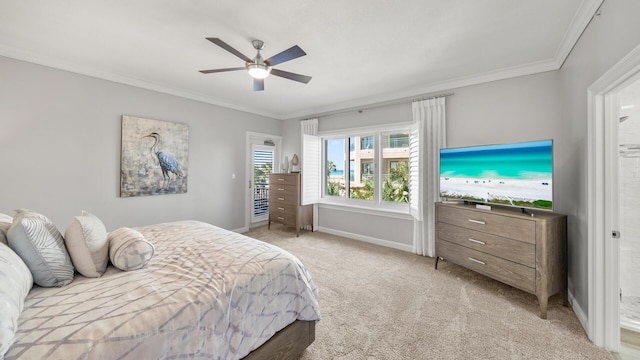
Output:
(244, 226), (613, 360)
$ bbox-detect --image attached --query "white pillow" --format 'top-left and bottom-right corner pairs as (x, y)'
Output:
(0, 213), (12, 246)
(7, 209), (74, 287)
(0, 242), (33, 358)
(108, 227), (155, 271)
(64, 210), (109, 278)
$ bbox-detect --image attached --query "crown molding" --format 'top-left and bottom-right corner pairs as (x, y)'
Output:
(283, 58), (559, 120)
(0, 47), (280, 119)
(1, 0), (602, 121)
(552, 0), (604, 68)
(281, 0), (604, 120)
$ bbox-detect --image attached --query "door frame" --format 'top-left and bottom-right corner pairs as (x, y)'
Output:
(587, 43), (640, 351)
(245, 131), (282, 231)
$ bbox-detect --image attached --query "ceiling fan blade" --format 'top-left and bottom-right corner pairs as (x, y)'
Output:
(253, 78), (265, 91)
(270, 69), (312, 84)
(206, 38), (252, 62)
(199, 67), (245, 74)
(265, 45), (307, 66)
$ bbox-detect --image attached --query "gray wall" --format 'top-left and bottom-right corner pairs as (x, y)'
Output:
(557, 0), (640, 317)
(282, 72), (563, 252)
(0, 56), (281, 232)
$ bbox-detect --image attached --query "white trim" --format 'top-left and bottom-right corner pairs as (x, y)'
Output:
(319, 122), (413, 137)
(587, 42), (640, 351)
(552, 0), (604, 68)
(569, 289), (589, 334)
(319, 203), (413, 220)
(232, 226), (250, 233)
(319, 124), (413, 212)
(317, 226), (413, 253)
(245, 131), (282, 231)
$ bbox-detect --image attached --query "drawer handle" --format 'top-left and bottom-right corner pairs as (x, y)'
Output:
(277, 207), (285, 211)
(468, 257), (486, 265)
(277, 188), (285, 191)
(468, 219), (486, 225)
(277, 197), (285, 201)
(277, 178), (285, 181)
(277, 216), (285, 220)
(468, 238), (486, 245)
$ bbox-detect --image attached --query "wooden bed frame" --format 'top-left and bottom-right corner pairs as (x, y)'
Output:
(244, 320), (316, 360)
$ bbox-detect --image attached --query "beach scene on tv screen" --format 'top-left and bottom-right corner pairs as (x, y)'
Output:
(439, 140), (553, 210)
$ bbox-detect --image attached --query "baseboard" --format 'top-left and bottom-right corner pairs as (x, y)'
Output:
(568, 289), (589, 336)
(317, 226), (414, 253)
(233, 226), (250, 233)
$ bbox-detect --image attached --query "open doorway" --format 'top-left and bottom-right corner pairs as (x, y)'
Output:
(588, 43), (640, 356)
(246, 132), (281, 230)
(617, 78), (640, 358)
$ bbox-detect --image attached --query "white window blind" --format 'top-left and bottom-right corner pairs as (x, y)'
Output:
(302, 133), (320, 205)
(409, 121), (422, 220)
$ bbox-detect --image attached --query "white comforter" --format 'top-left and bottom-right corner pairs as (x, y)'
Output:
(5, 221), (321, 359)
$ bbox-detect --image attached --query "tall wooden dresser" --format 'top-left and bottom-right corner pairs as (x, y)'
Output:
(435, 202), (567, 319)
(268, 173), (313, 237)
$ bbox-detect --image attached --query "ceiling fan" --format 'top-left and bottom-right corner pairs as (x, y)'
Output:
(199, 38), (312, 91)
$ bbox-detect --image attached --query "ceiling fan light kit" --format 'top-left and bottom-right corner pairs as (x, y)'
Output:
(246, 63), (271, 79)
(200, 37), (311, 91)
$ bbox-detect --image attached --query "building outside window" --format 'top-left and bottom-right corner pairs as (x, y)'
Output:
(323, 128), (410, 207)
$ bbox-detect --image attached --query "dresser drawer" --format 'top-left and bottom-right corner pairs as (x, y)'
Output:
(270, 183), (298, 196)
(270, 174), (298, 186)
(437, 205), (535, 244)
(269, 211), (297, 226)
(269, 192), (298, 206)
(437, 240), (535, 293)
(437, 222), (535, 267)
(268, 203), (298, 215)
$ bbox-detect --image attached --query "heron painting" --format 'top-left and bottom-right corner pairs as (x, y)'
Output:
(120, 115), (189, 197)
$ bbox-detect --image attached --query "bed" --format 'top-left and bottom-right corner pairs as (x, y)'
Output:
(2, 219), (321, 359)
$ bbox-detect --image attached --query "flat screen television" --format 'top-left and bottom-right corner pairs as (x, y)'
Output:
(439, 139), (553, 211)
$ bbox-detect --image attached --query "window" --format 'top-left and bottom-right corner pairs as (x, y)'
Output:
(381, 131), (409, 203)
(322, 126), (411, 210)
(361, 136), (374, 150)
(325, 138), (345, 197)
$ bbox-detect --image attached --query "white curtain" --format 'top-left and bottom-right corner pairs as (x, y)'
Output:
(300, 118), (319, 230)
(411, 97), (446, 257)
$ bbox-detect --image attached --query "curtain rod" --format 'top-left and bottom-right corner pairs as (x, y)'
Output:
(302, 92), (454, 120)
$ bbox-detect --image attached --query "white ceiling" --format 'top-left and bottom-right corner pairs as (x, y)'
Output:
(0, 0), (602, 120)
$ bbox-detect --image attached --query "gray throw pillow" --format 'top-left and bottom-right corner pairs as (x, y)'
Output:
(7, 209), (74, 287)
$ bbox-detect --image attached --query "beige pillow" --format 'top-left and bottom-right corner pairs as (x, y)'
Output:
(64, 210), (109, 278)
(0, 213), (12, 246)
(108, 227), (154, 271)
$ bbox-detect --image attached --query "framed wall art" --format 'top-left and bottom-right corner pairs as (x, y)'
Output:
(120, 115), (189, 197)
